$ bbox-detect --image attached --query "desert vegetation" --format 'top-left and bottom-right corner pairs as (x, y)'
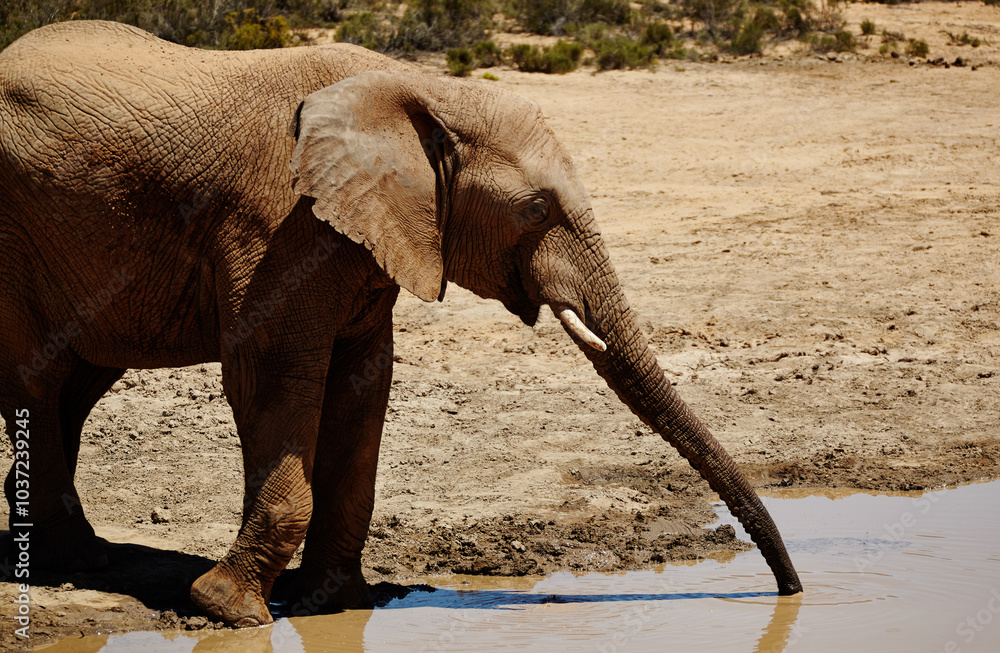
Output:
(1, 0), (896, 71)
(1, 0), (339, 50)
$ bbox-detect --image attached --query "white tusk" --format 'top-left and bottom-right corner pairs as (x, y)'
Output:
(555, 307), (607, 353)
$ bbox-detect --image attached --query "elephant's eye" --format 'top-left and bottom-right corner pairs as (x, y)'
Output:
(521, 195), (550, 228)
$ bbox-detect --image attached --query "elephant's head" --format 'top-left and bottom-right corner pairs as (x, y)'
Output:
(289, 71), (801, 595)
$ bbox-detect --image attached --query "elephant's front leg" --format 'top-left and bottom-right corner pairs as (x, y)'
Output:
(288, 309), (396, 616)
(191, 353), (329, 627)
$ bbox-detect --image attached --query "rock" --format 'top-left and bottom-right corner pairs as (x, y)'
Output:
(511, 540), (526, 552)
(184, 616), (209, 630)
(151, 507), (172, 524)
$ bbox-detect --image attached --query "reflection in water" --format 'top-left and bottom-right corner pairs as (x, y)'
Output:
(750, 594), (803, 653)
(39, 588), (797, 653)
(281, 609), (370, 653)
(41, 481), (1000, 653)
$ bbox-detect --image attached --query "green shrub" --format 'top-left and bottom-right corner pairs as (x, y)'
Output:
(517, 0), (633, 35)
(679, 0), (815, 50)
(221, 9), (291, 50)
(580, 0), (633, 25)
(641, 21), (674, 55)
(754, 6), (781, 31)
(335, 12), (390, 50)
(386, 11), (441, 52)
(835, 28), (856, 51)
(945, 31), (983, 47)
(376, 0), (493, 53)
(472, 39), (503, 66)
(730, 17), (764, 54)
(568, 21), (611, 47)
(905, 38), (929, 58)
(860, 18), (876, 36)
(481, 71), (499, 80)
(881, 28), (905, 42)
(507, 43), (539, 69)
(777, 0), (812, 35)
(407, 0), (493, 45)
(1, 0), (333, 51)
(809, 28), (855, 53)
(681, 0), (738, 37)
(592, 36), (657, 69)
(2, 0), (62, 50)
(665, 45), (700, 60)
(726, 8), (778, 55)
(446, 47), (475, 76)
(571, 19), (668, 69)
(508, 40), (584, 73)
(445, 39), (501, 75)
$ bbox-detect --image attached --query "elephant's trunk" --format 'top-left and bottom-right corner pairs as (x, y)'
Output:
(554, 252), (802, 595)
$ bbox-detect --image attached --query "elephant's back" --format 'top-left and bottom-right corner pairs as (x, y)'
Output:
(0, 19), (415, 91)
(0, 20), (421, 234)
(0, 21), (221, 141)
(0, 20), (418, 147)
(1, 20), (165, 55)
(0, 21), (188, 83)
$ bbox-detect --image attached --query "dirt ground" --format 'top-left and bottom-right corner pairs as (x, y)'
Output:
(2, 2), (1000, 647)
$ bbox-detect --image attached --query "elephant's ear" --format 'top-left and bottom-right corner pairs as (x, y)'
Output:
(289, 71), (454, 302)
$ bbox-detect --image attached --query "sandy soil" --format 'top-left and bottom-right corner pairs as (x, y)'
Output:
(2, 2), (999, 647)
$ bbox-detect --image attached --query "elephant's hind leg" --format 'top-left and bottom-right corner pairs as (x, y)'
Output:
(58, 359), (125, 482)
(1, 352), (121, 570)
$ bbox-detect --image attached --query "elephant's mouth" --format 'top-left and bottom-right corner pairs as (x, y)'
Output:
(505, 296), (540, 327)
(501, 260), (604, 352)
(502, 263), (540, 327)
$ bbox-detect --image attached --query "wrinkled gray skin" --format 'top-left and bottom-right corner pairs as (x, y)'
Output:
(0, 21), (800, 626)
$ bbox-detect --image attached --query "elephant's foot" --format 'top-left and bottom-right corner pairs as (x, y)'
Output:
(279, 564), (373, 617)
(13, 520), (109, 571)
(191, 564), (273, 627)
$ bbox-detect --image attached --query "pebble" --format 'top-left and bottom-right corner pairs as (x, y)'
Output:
(151, 507), (172, 524)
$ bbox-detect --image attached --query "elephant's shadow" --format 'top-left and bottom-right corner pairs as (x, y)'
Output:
(0, 530), (417, 618)
(0, 529), (215, 615)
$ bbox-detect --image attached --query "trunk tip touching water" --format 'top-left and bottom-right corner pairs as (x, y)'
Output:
(671, 416), (803, 596)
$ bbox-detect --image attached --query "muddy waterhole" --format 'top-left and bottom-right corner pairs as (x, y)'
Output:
(39, 481), (1000, 652)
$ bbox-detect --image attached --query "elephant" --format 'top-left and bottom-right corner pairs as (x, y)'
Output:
(0, 20), (801, 626)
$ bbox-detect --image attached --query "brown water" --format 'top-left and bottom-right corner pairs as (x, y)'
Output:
(41, 481), (1000, 652)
